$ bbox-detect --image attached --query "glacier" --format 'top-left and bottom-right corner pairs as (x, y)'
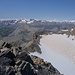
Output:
(31, 34), (75, 75)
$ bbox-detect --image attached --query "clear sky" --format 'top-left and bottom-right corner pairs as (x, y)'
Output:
(0, 0), (75, 20)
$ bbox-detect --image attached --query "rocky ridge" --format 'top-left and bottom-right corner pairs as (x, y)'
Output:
(1, 19), (75, 75)
(0, 32), (62, 75)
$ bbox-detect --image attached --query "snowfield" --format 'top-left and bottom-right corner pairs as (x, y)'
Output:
(31, 34), (75, 75)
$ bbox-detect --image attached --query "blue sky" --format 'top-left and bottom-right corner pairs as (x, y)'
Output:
(0, 0), (75, 20)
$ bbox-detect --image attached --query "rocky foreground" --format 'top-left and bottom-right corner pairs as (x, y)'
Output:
(0, 38), (62, 75)
(0, 19), (75, 75)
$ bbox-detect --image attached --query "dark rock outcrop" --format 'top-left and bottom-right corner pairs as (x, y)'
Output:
(0, 40), (62, 75)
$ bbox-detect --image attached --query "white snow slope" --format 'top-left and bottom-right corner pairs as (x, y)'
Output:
(31, 34), (75, 75)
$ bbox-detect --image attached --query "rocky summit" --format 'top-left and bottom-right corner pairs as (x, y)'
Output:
(1, 19), (74, 75)
(0, 39), (62, 75)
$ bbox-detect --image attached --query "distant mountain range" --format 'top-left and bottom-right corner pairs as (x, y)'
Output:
(0, 19), (75, 47)
(0, 19), (75, 75)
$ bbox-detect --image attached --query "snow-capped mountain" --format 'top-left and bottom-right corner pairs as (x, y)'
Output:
(0, 19), (75, 25)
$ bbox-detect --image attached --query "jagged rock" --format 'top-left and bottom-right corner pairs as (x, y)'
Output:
(0, 57), (13, 66)
(0, 48), (9, 52)
(15, 60), (37, 75)
(6, 66), (15, 75)
(31, 55), (62, 75)
(0, 41), (62, 75)
(11, 47), (19, 56)
(4, 50), (15, 59)
(17, 52), (34, 65)
(15, 72), (22, 75)
(30, 55), (44, 65)
(21, 62), (36, 75)
(0, 40), (4, 48)
(0, 41), (12, 49)
(0, 50), (15, 67)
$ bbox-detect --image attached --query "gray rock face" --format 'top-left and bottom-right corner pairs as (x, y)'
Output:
(0, 41), (12, 49)
(0, 41), (62, 75)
